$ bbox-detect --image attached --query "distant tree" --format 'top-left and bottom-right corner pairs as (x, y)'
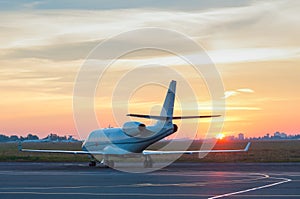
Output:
(26, 134), (39, 140)
(0, 134), (9, 142)
(50, 133), (58, 140)
(9, 135), (19, 141)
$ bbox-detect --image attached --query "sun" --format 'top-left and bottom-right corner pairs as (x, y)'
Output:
(215, 133), (225, 140)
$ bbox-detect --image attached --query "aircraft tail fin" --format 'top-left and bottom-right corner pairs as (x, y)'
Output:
(160, 80), (176, 119)
(127, 80), (176, 122)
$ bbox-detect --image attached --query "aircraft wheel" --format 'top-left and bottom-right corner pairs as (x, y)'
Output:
(89, 161), (96, 167)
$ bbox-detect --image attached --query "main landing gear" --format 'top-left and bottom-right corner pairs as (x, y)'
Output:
(143, 155), (153, 168)
(89, 160), (97, 167)
(89, 155), (152, 168)
(88, 155), (114, 168)
(88, 160), (114, 168)
(88, 155), (97, 167)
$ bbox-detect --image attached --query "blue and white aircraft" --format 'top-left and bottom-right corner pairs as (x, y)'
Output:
(19, 80), (250, 168)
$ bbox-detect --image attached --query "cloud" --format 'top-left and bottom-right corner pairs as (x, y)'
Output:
(0, 0), (251, 11)
(2, 40), (100, 61)
(208, 48), (300, 64)
(0, 0), (298, 64)
(0, 0), (298, 135)
(0, 58), (80, 96)
(224, 88), (254, 99)
(224, 91), (238, 99)
(236, 88), (254, 93)
(22, 1), (44, 9)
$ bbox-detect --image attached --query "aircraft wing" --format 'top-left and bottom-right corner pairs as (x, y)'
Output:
(143, 142), (251, 155)
(20, 149), (105, 155)
(18, 143), (104, 155)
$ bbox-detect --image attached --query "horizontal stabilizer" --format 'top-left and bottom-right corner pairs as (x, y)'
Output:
(127, 114), (221, 120)
(172, 115), (221, 119)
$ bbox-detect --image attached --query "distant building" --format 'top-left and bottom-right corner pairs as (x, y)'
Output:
(274, 131), (287, 139)
(274, 131), (281, 137)
(238, 133), (245, 140)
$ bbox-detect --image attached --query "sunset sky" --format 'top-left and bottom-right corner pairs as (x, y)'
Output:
(0, 0), (299, 139)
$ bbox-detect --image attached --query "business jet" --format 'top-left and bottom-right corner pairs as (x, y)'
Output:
(19, 80), (250, 168)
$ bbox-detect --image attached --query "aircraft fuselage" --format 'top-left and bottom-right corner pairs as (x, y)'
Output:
(82, 122), (176, 155)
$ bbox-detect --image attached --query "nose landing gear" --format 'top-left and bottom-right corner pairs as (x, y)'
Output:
(88, 155), (114, 168)
(102, 155), (114, 168)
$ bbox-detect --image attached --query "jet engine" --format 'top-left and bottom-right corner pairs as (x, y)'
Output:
(122, 121), (146, 137)
(173, 124), (178, 133)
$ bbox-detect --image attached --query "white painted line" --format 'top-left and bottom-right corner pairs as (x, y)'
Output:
(208, 175), (291, 199)
(0, 191), (212, 197)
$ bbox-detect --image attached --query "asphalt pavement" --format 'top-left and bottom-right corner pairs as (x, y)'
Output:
(0, 162), (299, 199)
